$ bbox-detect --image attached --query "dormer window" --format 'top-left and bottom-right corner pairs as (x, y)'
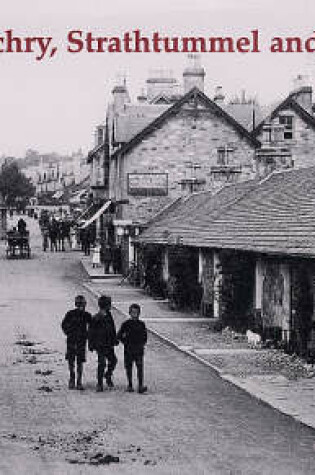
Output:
(279, 115), (293, 140)
(217, 146), (234, 165)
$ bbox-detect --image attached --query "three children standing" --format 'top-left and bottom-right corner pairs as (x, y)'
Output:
(61, 295), (148, 393)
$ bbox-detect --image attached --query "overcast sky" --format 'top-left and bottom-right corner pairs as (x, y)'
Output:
(1, 0), (315, 157)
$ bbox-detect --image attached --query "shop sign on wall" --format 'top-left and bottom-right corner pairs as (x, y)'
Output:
(127, 173), (168, 196)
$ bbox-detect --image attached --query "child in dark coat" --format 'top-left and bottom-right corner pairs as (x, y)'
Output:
(117, 303), (148, 393)
(88, 295), (118, 392)
(61, 295), (92, 390)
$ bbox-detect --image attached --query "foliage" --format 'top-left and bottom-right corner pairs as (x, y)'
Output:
(0, 161), (35, 207)
(166, 247), (202, 310)
(219, 251), (255, 331)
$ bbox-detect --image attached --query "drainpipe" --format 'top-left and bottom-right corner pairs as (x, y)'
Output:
(163, 248), (169, 282)
(198, 249), (203, 283)
(289, 263), (293, 348)
(213, 251), (221, 319)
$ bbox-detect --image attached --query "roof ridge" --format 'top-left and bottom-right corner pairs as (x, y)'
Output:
(258, 164), (315, 186)
(112, 87), (260, 159)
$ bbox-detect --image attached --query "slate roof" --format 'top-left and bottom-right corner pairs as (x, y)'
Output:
(114, 103), (170, 143)
(223, 102), (265, 132)
(112, 88), (260, 159)
(114, 97), (265, 137)
(139, 178), (259, 243)
(138, 167), (315, 258)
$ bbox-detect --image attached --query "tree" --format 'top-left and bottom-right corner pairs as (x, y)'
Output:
(0, 161), (35, 208)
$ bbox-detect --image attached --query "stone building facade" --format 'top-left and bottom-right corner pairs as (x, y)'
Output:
(110, 88), (259, 225)
(253, 79), (315, 170)
(87, 59), (315, 273)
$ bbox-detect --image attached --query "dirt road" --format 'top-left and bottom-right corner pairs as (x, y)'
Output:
(0, 217), (315, 474)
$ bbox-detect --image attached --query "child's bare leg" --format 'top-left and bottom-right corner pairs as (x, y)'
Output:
(127, 365), (133, 389)
(97, 353), (105, 391)
(76, 361), (84, 390)
(136, 355), (147, 393)
(68, 360), (75, 389)
(125, 355), (133, 391)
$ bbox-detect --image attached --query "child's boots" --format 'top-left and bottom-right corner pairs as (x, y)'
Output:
(105, 370), (114, 388)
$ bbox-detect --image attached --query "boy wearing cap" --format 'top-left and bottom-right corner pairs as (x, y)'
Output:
(117, 303), (148, 394)
(61, 295), (92, 390)
(88, 295), (118, 392)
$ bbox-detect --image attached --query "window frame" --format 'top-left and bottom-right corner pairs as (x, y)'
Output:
(279, 115), (294, 140)
(216, 146), (234, 166)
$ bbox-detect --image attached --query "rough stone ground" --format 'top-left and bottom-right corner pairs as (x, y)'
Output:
(0, 216), (315, 474)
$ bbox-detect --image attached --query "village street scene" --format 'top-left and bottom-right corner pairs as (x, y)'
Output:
(1, 52), (315, 473)
(2, 1), (315, 473)
(0, 212), (314, 475)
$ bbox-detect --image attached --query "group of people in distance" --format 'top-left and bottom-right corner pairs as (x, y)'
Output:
(39, 211), (73, 252)
(61, 294), (148, 394)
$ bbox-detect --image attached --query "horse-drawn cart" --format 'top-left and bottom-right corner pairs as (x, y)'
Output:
(6, 230), (31, 259)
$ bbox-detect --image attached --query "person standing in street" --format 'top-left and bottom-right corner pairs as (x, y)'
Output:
(61, 295), (92, 390)
(41, 225), (50, 252)
(92, 240), (101, 268)
(102, 243), (113, 274)
(112, 244), (122, 274)
(88, 295), (118, 392)
(49, 218), (59, 252)
(117, 303), (148, 394)
(17, 217), (27, 234)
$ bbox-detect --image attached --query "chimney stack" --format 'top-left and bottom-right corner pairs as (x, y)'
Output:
(146, 68), (177, 101)
(214, 86), (225, 105)
(292, 74), (312, 113)
(112, 76), (130, 112)
(183, 54), (205, 93)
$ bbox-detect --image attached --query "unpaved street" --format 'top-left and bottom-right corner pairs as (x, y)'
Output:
(0, 218), (315, 474)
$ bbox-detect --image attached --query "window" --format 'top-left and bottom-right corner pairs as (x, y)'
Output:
(217, 146), (234, 165)
(279, 115), (293, 140)
(263, 126), (273, 143)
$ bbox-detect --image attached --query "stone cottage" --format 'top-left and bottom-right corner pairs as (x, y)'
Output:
(137, 166), (315, 359)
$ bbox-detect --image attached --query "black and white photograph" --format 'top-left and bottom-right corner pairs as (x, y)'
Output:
(1, 1), (315, 473)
